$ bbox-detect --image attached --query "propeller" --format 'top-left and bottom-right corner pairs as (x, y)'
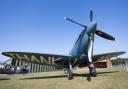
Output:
(95, 30), (115, 41)
(88, 9), (94, 63)
(90, 9), (93, 22)
(65, 10), (115, 62)
(87, 10), (115, 63)
(88, 34), (94, 62)
(64, 17), (87, 28)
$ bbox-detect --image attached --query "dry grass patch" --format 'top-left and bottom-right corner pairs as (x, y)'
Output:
(0, 68), (128, 89)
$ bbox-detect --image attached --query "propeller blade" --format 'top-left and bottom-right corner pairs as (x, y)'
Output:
(64, 17), (87, 28)
(87, 34), (94, 81)
(90, 9), (93, 22)
(95, 30), (115, 41)
(88, 34), (94, 63)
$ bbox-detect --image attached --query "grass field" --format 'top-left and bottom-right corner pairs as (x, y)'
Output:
(0, 68), (128, 89)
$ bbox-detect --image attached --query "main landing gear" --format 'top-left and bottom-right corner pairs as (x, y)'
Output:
(67, 69), (73, 80)
(67, 62), (73, 80)
(89, 64), (97, 77)
(87, 64), (97, 81)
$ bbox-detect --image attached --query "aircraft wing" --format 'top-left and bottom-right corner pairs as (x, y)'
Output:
(92, 51), (126, 63)
(2, 52), (75, 68)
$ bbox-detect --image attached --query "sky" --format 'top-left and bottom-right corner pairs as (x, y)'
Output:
(0, 0), (128, 62)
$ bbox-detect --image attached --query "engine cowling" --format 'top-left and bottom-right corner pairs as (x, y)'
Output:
(78, 54), (88, 64)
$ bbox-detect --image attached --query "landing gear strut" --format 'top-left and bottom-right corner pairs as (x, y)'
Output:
(67, 69), (73, 80)
(67, 61), (73, 80)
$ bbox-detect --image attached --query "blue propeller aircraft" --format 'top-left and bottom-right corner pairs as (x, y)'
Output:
(2, 10), (125, 80)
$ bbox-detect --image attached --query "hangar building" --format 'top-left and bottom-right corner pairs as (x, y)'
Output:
(5, 58), (60, 73)
(93, 59), (112, 68)
(6, 58), (113, 73)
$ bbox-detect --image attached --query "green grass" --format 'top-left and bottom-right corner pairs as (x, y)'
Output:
(0, 68), (128, 89)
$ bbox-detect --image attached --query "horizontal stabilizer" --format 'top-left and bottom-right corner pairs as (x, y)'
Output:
(95, 30), (115, 41)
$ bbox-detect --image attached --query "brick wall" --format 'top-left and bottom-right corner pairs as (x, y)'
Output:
(93, 59), (112, 68)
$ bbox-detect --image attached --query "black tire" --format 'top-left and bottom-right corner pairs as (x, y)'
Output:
(67, 69), (73, 80)
(90, 67), (97, 77)
(4, 64), (12, 71)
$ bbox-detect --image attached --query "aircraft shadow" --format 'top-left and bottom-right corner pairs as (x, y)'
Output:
(0, 78), (10, 81)
(97, 71), (118, 75)
(20, 75), (67, 80)
(20, 71), (118, 81)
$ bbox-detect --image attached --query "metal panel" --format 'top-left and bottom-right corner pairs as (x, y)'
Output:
(11, 58), (59, 73)
(34, 64), (36, 72)
(32, 63), (34, 73)
(29, 62), (32, 73)
(11, 59), (16, 66)
(18, 60), (22, 67)
(41, 65), (43, 72)
(44, 65), (47, 72)
(36, 64), (39, 72)
(15, 59), (18, 67)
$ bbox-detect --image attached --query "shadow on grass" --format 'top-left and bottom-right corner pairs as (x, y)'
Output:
(0, 78), (10, 81)
(97, 71), (119, 75)
(20, 71), (118, 81)
(20, 75), (67, 80)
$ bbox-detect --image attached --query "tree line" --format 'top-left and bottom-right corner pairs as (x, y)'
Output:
(112, 58), (128, 65)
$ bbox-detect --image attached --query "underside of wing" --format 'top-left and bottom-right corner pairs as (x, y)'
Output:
(92, 51), (126, 63)
(2, 52), (75, 68)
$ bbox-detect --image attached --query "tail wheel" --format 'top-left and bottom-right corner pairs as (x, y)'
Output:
(4, 64), (12, 71)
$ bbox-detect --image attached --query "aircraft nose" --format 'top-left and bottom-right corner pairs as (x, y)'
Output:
(92, 21), (97, 30)
(86, 21), (97, 35)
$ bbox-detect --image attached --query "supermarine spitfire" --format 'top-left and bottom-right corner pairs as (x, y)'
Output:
(2, 10), (125, 80)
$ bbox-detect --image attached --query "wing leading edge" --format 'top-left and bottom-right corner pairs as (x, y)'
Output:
(2, 52), (76, 68)
(2, 51), (126, 68)
(92, 51), (126, 63)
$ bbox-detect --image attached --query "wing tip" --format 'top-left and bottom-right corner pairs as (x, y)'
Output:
(120, 51), (126, 54)
(2, 52), (7, 55)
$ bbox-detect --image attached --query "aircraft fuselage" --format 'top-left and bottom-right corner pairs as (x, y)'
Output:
(70, 21), (97, 65)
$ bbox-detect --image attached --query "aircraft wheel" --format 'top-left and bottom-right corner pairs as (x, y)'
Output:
(4, 64), (12, 71)
(89, 67), (97, 77)
(67, 69), (73, 80)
